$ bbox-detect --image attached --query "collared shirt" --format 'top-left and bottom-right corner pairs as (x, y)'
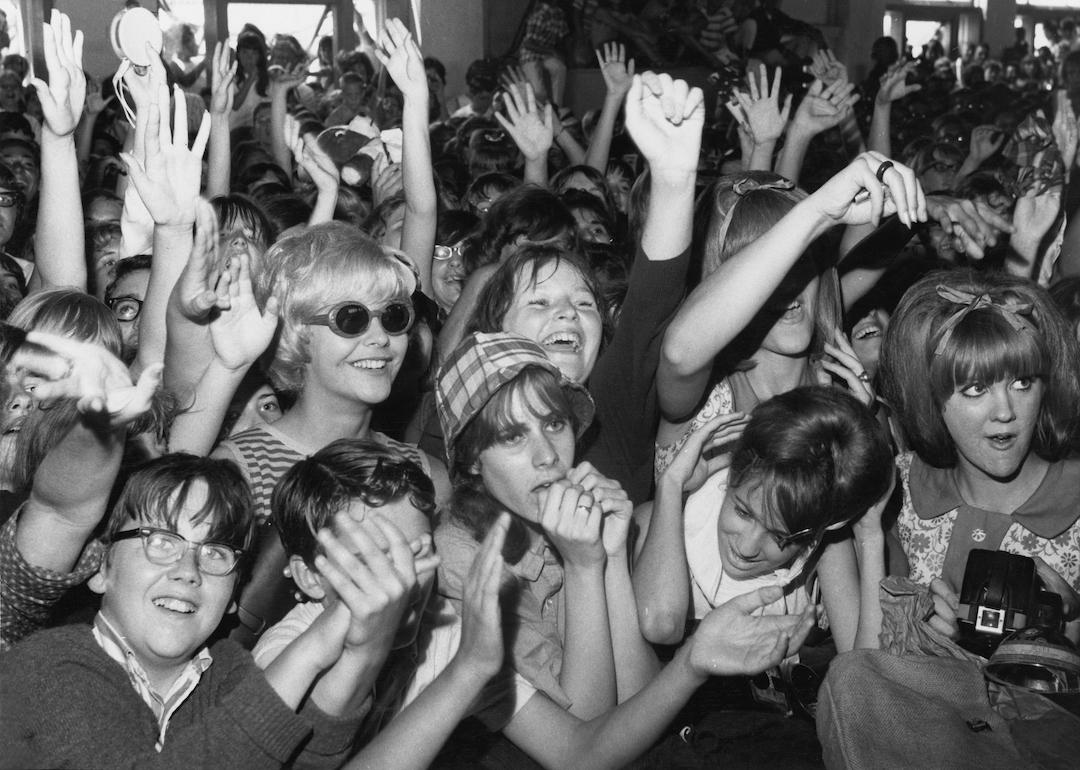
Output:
(896, 452), (1080, 594)
(92, 612), (213, 752)
(436, 518), (572, 713)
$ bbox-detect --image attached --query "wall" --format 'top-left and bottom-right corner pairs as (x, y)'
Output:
(54, 0), (127, 80)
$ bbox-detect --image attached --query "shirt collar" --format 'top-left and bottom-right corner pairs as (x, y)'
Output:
(506, 525), (552, 582)
(909, 455), (1080, 538)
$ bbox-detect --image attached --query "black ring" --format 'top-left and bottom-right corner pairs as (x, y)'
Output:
(875, 160), (894, 183)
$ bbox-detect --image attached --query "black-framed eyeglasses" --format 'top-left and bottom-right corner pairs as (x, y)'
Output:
(769, 525), (818, 551)
(0, 191), (20, 208)
(307, 300), (414, 338)
(111, 527), (244, 577)
(106, 296), (143, 322)
(433, 244), (463, 261)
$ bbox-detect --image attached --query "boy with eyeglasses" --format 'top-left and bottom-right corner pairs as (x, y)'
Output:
(0, 454), (375, 768)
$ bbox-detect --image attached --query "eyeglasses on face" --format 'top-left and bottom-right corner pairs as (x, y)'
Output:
(106, 296), (143, 322)
(111, 526), (244, 576)
(433, 244), (464, 261)
(307, 300), (415, 338)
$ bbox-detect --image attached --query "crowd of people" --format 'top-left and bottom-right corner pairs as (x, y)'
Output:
(0, 1), (1079, 767)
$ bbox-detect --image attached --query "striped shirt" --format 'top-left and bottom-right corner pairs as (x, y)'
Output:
(92, 612), (213, 752)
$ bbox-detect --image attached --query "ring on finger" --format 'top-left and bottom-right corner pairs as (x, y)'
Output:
(857, 370), (871, 383)
(875, 160), (894, 183)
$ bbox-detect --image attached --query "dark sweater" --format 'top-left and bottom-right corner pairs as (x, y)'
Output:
(0, 624), (360, 769)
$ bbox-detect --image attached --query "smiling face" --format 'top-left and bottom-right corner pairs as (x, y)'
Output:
(716, 481), (806, 580)
(91, 481), (238, 690)
(756, 261), (819, 359)
(850, 309), (890, 381)
(941, 377), (1044, 483)
(0, 144), (38, 200)
(501, 260), (603, 384)
(474, 383), (576, 524)
(303, 285), (411, 410)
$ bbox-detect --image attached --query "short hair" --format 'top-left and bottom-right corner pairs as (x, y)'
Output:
(105, 254), (152, 300)
(448, 367), (577, 562)
(8, 288), (122, 356)
(464, 171), (518, 211)
(424, 56), (446, 83)
(729, 386), (893, 538)
(467, 245), (610, 341)
(465, 185), (576, 272)
(103, 454), (256, 572)
(259, 193), (313, 235)
(466, 129), (519, 175)
(272, 438), (436, 565)
(551, 165), (618, 219)
(560, 189), (616, 243)
(464, 58), (498, 93)
(255, 222), (417, 393)
(210, 193), (274, 253)
(337, 50), (374, 81)
(880, 270), (1080, 467)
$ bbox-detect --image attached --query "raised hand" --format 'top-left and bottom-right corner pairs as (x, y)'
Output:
(734, 64), (791, 145)
(120, 82), (210, 226)
(875, 61), (921, 106)
(268, 62), (308, 99)
(19, 331), (162, 425)
(661, 411), (749, 496)
(209, 41), (237, 116)
(284, 114), (339, 191)
(807, 49), (848, 87)
(456, 512), (509, 679)
(374, 18), (428, 102)
(1012, 182), (1062, 246)
(1053, 90), (1079, 172)
(688, 586), (816, 677)
(792, 78), (859, 138)
(495, 82), (554, 162)
(208, 251), (279, 372)
(499, 64), (531, 99)
(624, 71), (704, 179)
(539, 479), (605, 569)
(173, 198), (228, 321)
(819, 328), (877, 408)
(924, 194), (1014, 260)
(30, 10), (86, 138)
(967, 125), (1004, 166)
(808, 151), (925, 228)
(597, 42), (635, 101)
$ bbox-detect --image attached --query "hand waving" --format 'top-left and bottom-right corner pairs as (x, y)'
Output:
(733, 64), (791, 145)
(875, 61), (921, 106)
(209, 42), (237, 116)
(597, 42), (635, 101)
(792, 78), (858, 138)
(495, 82), (554, 162)
(30, 10), (86, 138)
(374, 18), (428, 103)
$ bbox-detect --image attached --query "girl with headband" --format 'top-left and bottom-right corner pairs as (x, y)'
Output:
(874, 269), (1080, 644)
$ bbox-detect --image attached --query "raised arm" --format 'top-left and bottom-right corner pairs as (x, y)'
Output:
(283, 114), (340, 226)
(659, 153), (926, 420)
(267, 63), (307, 175)
(731, 64), (791, 173)
(584, 43), (634, 172)
(29, 10), (86, 292)
(774, 78), (857, 186)
(375, 18), (436, 294)
(497, 82), (555, 187)
(122, 80), (211, 375)
(867, 62), (920, 159)
(206, 42), (237, 199)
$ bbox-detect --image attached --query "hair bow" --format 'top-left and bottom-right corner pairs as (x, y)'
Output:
(933, 285), (1036, 356)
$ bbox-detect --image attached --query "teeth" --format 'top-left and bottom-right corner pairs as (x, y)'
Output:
(542, 332), (581, 351)
(154, 598), (195, 613)
(351, 359), (387, 370)
(854, 326), (880, 340)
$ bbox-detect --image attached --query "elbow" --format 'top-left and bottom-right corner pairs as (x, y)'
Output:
(660, 335), (697, 381)
(637, 607), (687, 646)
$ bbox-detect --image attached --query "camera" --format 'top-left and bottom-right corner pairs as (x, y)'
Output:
(957, 549), (1062, 657)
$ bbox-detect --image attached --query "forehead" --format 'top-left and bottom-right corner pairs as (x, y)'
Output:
(343, 497), (430, 544)
(110, 268), (151, 298)
(514, 259), (589, 292)
(132, 480), (214, 533)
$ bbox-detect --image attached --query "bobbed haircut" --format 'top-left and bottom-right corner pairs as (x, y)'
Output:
(699, 171), (841, 372)
(880, 270), (1080, 467)
(255, 222), (417, 393)
(464, 184), (576, 273)
(448, 367), (578, 563)
(272, 438), (436, 566)
(210, 193), (274, 253)
(730, 386), (893, 540)
(103, 454), (256, 573)
(8, 288), (122, 356)
(467, 244), (611, 342)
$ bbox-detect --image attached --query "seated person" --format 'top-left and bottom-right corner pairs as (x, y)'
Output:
(1, 454), (372, 768)
(253, 438), (507, 767)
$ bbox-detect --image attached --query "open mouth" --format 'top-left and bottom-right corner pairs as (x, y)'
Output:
(541, 331), (582, 353)
(153, 597), (197, 614)
(350, 359), (388, 370)
(853, 323), (881, 341)
(987, 433), (1016, 449)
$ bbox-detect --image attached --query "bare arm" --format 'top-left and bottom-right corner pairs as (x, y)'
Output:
(497, 83), (554, 188)
(206, 43), (236, 199)
(28, 11), (86, 293)
(584, 43), (634, 172)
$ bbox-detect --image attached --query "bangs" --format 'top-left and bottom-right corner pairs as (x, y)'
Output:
(114, 477), (247, 549)
(734, 462), (831, 536)
(213, 195), (272, 250)
(469, 369), (575, 453)
(931, 309), (1047, 398)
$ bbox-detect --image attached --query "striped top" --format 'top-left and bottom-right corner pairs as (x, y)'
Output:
(217, 422), (429, 524)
